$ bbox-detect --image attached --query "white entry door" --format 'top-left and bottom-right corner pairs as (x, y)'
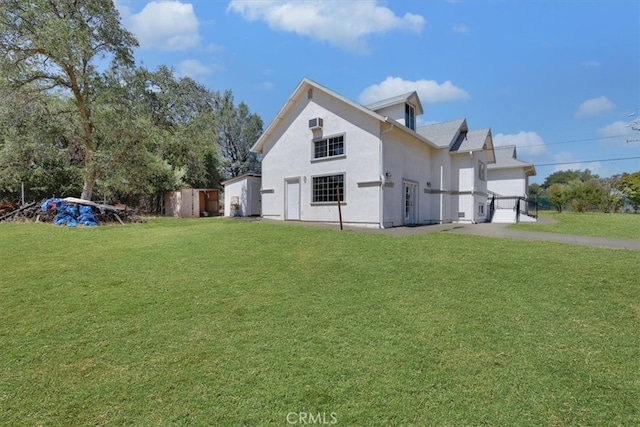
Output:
(403, 181), (418, 225)
(286, 179), (300, 220)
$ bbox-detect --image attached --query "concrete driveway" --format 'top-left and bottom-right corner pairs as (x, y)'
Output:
(257, 217), (640, 251)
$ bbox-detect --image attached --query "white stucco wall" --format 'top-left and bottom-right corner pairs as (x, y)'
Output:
(224, 180), (243, 217)
(426, 150), (452, 223)
(223, 175), (262, 217)
(259, 88), (382, 226)
(375, 104), (406, 127)
(475, 151), (489, 196)
(450, 154), (472, 222)
(487, 168), (527, 197)
(450, 151), (489, 223)
(381, 131), (435, 227)
(474, 151), (489, 223)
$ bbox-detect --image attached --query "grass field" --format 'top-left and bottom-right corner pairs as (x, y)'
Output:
(509, 211), (640, 240)
(1, 218), (639, 426)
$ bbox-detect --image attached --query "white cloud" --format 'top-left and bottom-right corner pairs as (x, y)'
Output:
(127, 1), (200, 51)
(493, 131), (547, 157)
(574, 96), (615, 119)
(177, 59), (214, 79)
(358, 76), (469, 105)
(114, 1), (132, 18)
(227, 0), (425, 53)
(599, 120), (632, 137)
(452, 24), (468, 34)
(598, 120), (640, 146)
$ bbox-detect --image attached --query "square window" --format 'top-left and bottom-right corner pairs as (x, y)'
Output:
(312, 174), (344, 203)
(314, 140), (327, 158)
(314, 135), (344, 159)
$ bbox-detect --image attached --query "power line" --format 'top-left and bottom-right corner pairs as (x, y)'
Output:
(535, 156), (640, 167)
(541, 134), (628, 147)
(495, 134), (629, 149)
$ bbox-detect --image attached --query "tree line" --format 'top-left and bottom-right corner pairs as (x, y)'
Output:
(0, 0), (261, 211)
(529, 169), (640, 213)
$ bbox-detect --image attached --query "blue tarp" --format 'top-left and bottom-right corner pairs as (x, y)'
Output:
(78, 205), (99, 226)
(41, 198), (99, 227)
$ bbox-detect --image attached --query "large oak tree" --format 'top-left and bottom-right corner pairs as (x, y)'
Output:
(0, 0), (137, 200)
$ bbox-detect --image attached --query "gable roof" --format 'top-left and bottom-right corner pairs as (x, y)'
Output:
(451, 128), (491, 152)
(443, 127), (495, 164)
(416, 119), (467, 148)
(489, 145), (536, 176)
(251, 78), (439, 153)
(365, 92), (424, 116)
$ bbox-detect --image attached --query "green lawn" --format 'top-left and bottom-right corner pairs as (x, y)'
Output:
(1, 218), (639, 426)
(509, 211), (640, 240)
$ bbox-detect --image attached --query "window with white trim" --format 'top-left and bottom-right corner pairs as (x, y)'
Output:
(478, 203), (485, 215)
(405, 104), (416, 130)
(478, 161), (486, 181)
(313, 135), (344, 159)
(312, 174), (344, 203)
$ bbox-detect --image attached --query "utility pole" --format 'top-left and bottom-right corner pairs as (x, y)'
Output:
(626, 112), (640, 132)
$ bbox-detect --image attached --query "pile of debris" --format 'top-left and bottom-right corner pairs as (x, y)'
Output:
(0, 201), (50, 222)
(0, 197), (144, 226)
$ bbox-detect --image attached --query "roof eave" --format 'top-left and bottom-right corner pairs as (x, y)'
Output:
(250, 78), (306, 153)
(252, 78), (390, 153)
(410, 92), (424, 116)
(487, 162), (536, 173)
(385, 117), (439, 149)
(484, 131), (496, 164)
(221, 173), (262, 186)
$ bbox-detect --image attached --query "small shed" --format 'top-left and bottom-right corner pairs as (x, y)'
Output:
(222, 174), (261, 217)
(164, 188), (220, 218)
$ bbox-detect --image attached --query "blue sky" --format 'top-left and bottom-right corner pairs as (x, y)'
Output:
(115, 0), (640, 184)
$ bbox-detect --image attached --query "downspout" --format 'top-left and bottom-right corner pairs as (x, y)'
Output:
(379, 120), (394, 229)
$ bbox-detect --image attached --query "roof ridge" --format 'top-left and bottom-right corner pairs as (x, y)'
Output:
(416, 118), (466, 129)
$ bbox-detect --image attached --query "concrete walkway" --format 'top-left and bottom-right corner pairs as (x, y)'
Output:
(440, 223), (640, 251)
(257, 218), (640, 251)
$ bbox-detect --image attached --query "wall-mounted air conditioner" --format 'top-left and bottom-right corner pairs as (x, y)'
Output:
(308, 117), (323, 129)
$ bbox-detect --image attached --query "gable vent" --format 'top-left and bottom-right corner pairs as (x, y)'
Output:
(308, 117), (323, 130)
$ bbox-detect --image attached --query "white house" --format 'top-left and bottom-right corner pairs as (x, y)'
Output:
(487, 145), (537, 223)
(222, 173), (262, 217)
(487, 145), (536, 198)
(251, 78), (497, 228)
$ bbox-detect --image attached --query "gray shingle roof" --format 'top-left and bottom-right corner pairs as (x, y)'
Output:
(365, 91), (424, 115)
(489, 145), (536, 175)
(416, 119), (466, 148)
(450, 128), (491, 152)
